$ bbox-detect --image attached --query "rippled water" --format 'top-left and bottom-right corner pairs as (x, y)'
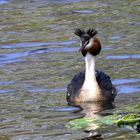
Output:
(0, 0), (140, 139)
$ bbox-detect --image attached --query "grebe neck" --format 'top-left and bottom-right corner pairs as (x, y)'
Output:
(85, 53), (96, 83)
(82, 52), (101, 97)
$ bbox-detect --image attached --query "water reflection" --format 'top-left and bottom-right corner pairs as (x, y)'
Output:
(0, 41), (77, 49)
(47, 0), (81, 3)
(69, 102), (114, 118)
(72, 10), (96, 14)
(0, 81), (15, 85)
(69, 102), (115, 139)
(0, 41), (111, 66)
(113, 79), (140, 94)
(0, 0), (8, 5)
(0, 52), (28, 65)
(109, 35), (122, 40)
(117, 85), (140, 94)
(106, 54), (140, 60)
(28, 87), (65, 93)
(0, 89), (16, 94)
(0, 0), (140, 139)
(113, 78), (140, 85)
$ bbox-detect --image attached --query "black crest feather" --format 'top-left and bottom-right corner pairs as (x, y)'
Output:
(87, 28), (97, 37)
(74, 28), (85, 37)
(74, 28), (97, 37)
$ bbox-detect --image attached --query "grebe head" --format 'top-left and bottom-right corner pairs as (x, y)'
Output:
(74, 28), (101, 57)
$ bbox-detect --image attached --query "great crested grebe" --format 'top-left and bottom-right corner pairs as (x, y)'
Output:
(67, 28), (117, 103)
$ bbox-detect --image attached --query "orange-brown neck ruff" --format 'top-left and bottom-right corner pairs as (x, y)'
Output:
(81, 37), (101, 57)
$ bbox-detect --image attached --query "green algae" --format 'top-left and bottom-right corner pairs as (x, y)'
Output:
(67, 103), (140, 135)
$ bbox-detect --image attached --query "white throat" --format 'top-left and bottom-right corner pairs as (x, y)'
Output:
(82, 53), (100, 94)
(84, 53), (96, 84)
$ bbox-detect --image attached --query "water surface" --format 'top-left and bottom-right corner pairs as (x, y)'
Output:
(0, 0), (140, 139)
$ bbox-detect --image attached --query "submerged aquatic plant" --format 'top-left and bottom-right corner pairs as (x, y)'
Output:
(67, 103), (140, 135)
(114, 113), (140, 126)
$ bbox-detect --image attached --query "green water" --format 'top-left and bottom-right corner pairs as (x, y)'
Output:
(0, 0), (140, 139)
